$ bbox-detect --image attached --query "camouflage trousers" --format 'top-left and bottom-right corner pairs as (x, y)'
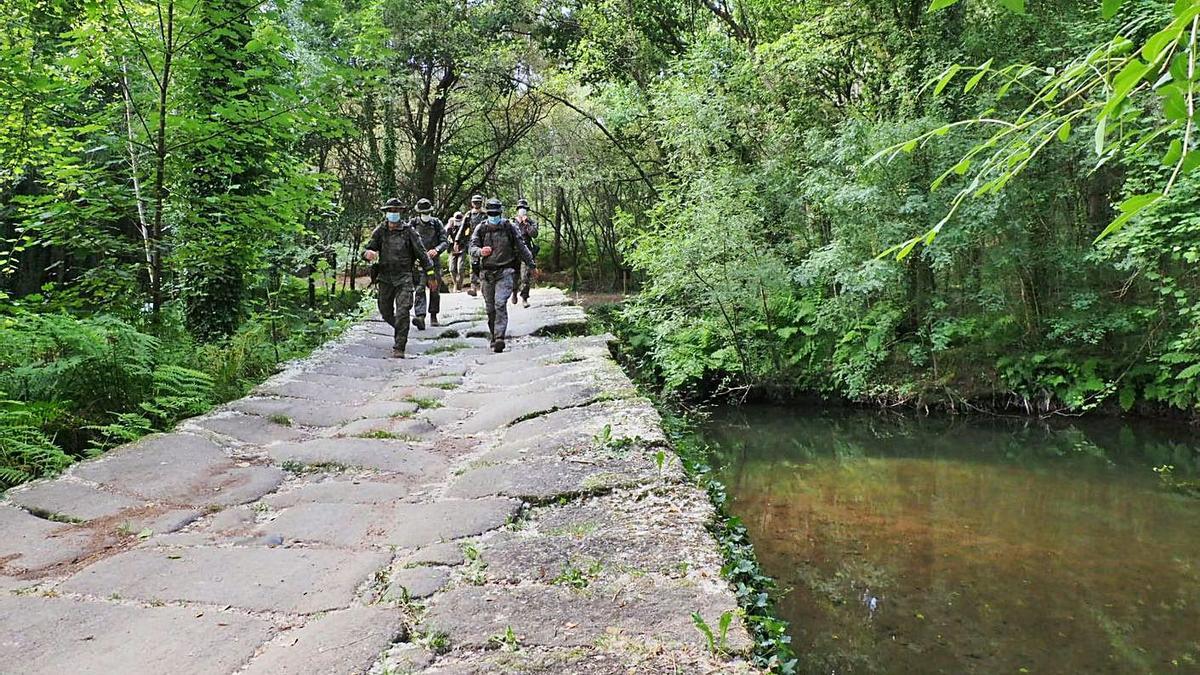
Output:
(412, 260), (441, 318)
(481, 268), (517, 341)
(377, 277), (415, 350)
(449, 251), (470, 290)
(511, 261), (534, 302)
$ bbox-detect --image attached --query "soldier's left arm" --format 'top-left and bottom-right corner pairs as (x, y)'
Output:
(510, 221), (537, 268)
(528, 219), (540, 239)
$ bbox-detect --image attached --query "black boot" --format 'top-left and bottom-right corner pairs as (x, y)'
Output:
(493, 338), (505, 353)
(412, 316), (425, 331)
(430, 314), (439, 327)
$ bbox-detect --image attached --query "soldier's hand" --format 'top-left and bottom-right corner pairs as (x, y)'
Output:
(364, 250), (378, 262)
(426, 249), (437, 259)
(453, 244), (461, 254)
(427, 278), (438, 291)
(480, 246), (493, 257)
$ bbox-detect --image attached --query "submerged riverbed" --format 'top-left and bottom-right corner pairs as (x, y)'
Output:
(699, 407), (1200, 674)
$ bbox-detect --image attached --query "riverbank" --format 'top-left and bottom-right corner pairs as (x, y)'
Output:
(0, 289), (760, 674)
(585, 299), (1200, 425)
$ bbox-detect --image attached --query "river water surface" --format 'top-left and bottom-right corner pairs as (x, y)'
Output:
(699, 407), (1200, 674)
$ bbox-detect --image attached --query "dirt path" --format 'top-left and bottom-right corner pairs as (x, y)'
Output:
(0, 288), (759, 674)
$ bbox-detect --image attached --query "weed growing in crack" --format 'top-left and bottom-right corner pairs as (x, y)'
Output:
(423, 630), (451, 655)
(403, 396), (443, 410)
(358, 430), (418, 442)
(552, 559), (603, 589)
(267, 414), (293, 427)
(462, 543), (487, 585)
(426, 341), (470, 355)
(594, 424), (643, 458)
(280, 460), (348, 474)
(487, 626), (521, 652)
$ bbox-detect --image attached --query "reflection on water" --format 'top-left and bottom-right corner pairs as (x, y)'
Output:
(699, 408), (1200, 674)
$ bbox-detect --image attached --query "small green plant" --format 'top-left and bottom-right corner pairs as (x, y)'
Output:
(430, 381), (460, 390)
(593, 424), (642, 457)
(422, 630), (450, 655)
(426, 341), (470, 355)
(462, 543), (487, 585)
(487, 625), (521, 652)
(280, 460), (348, 473)
(552, 559), (603, 589)
(403, 396), (443, 410)
(357, 429), (407, 440)
(553, 351), (585, 364)
(654, 449), (667, 476)
(267, 414), (293, 427)
(691, 610), (734, 655)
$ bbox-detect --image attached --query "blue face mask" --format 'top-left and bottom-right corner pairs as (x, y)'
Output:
(488, 215), (502, 225)
(385, 212), (402, 223)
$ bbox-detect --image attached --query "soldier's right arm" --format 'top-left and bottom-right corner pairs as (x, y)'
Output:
(468, 223), (485, 258)
(363, 225), (383, 259)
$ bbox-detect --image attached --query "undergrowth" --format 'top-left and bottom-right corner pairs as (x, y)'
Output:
(0, 284), (366, 490)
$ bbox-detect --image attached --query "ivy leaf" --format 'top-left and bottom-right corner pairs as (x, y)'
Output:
(1102, 0), (1122, 19)
(997, 0), (1025, 13)
(928, 0), (959, 11)
(1057, 120), (1071, 142)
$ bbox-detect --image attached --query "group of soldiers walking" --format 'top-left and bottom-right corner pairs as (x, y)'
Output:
(363, 194), (539, 358)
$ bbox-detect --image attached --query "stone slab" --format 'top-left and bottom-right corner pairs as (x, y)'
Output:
(405, 541), (465, 567)
(254, 379), (375, 404)
(423, 646), (760, 675)
(0, 505), (96, 575)
(388, 566), (450, 600)
(267, 438), (447, 475)
(241, 607), (405, 675)
(263, 480), (411, 508)
(449, 383), (602, 435)
(424, 580), (751, 651)
(384, 498), (521, 548)
(61, 547), (390, 614)
(232, 397), (418, 428)
(257, 502), (381, 547)
(446, 458), (653, 501)
(192, 413), (305, 446)
(5, 480), (143, 522)
(0, 595), (272, 675)
(69, 433), (282, 508)
(330, 417), (439, 441)
(486, 399), (665, 462)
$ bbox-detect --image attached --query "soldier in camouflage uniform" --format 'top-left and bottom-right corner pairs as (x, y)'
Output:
(409, 198), (450, 329)
(363, 198), (435, 357)
(445, 211), (466, 291)
(455, 194), (487, 296)
(510, 197), (540, 308)
(469, 198), (537, 353)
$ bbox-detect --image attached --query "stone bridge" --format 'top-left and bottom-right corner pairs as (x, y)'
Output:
(0, 289), (758, 674)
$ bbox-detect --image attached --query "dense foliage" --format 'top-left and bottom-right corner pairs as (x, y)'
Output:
(5, 0), (1200, 482)
(552, 0), (1200, 419)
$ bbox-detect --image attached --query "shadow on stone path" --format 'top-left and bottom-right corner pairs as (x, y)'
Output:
(0, 288), (761, 674)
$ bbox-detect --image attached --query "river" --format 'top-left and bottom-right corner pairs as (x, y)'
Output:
(698, 406), (1200, 674)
